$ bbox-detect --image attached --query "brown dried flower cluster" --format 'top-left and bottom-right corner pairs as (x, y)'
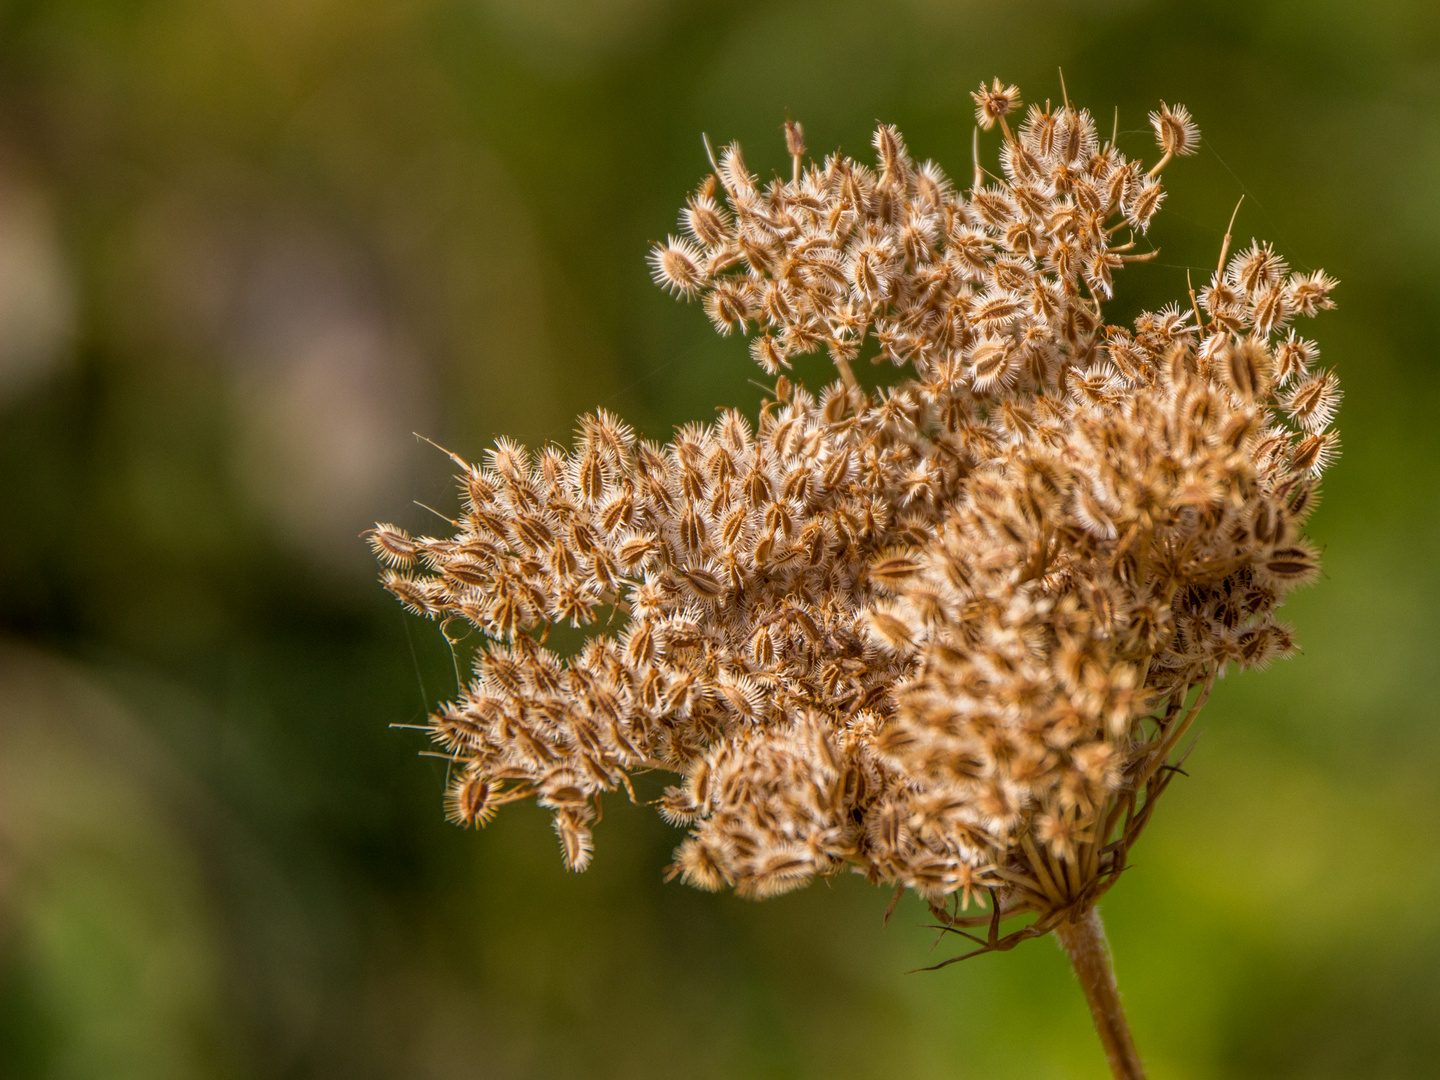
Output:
(372, 83), (1336, 947)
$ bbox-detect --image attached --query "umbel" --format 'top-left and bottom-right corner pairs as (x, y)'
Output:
(370, 78), (1337, 1080)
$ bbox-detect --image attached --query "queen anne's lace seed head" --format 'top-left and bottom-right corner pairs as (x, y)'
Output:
(374, 82), (1338, 941)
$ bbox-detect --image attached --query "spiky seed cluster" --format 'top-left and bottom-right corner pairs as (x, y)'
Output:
(972, 79), (1022, 132)
(374, 82), (1337, 935)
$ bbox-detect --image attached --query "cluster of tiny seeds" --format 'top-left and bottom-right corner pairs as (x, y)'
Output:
(374, 394), (923, 878)
(372, 81), (1337, 927)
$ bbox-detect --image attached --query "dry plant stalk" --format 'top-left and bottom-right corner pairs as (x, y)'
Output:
(371, 78), (1337, 1079)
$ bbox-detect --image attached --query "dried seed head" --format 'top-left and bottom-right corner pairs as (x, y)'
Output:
(972, 78), (1022, 131)
(376, 83), (1338, 942)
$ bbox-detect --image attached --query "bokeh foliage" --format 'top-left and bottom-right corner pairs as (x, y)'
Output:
(1, 0), (1438, 1077)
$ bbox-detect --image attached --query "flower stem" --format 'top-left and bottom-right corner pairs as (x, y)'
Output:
(1054, 906), (1147, 1080)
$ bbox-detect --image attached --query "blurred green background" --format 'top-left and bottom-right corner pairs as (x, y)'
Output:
(1, 0), (1437, 1077)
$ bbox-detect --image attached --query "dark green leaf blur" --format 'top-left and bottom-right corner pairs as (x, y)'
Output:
(1, 0), (1436, 1076)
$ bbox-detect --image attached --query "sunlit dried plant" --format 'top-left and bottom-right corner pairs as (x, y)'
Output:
(371, 79), (1336, 1079)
